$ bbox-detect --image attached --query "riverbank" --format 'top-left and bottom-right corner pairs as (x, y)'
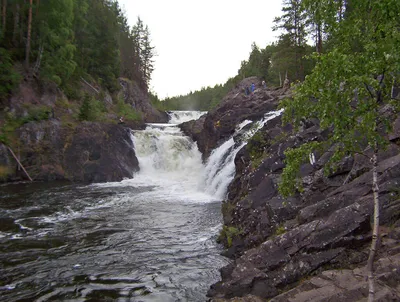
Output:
(181, 77), (400, 301)
(0, 77), (167, 183)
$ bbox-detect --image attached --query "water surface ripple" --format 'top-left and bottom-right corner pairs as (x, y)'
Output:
(0, 181), (228, 301)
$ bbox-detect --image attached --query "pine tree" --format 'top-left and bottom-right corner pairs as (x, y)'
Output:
(273, 0), (309, 80)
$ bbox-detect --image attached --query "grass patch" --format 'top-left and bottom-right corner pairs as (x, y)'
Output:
(246, 130), (267, 169)
(0, 165), (11, 180)
(275, 224), (286, 236)
(115, 98), (142, 121)
(217, 225), (242, 248)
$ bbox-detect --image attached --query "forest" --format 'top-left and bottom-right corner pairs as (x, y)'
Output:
(1, 1), (399, 113)
(0, 0), (154, 108)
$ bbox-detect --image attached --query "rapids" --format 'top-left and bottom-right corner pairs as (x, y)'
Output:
(0, 110), (281, 301)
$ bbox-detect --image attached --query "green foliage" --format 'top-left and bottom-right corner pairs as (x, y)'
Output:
(35, 0), (76, 85)
(217, 226), (242, 248)
(221, 201), (236, 218)
(279, 141), (321, 197)
(279, 0), (400, 197)
(0, 105), (51, 144)
(272, 0), (310, 81)
(0, 165), (11, 181)
(275, 224), (287, 236)
(116, 98), (142, 121)
(238, 43), (271, 79)
(149, 91), (166, 111)
(0, 48), (21, 100)
(246, 130), (267, 169)
(78, 94), (105, 122)
(55, 98), (71, 110)
(162, 79), (236, 111)
(23, 105), (52, 122)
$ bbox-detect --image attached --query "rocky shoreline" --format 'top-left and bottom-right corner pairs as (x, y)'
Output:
(0, 77), (167, 183)
(181, 77), (400, 301)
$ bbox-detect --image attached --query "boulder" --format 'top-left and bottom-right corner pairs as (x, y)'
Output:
(3, 121), (140, 183)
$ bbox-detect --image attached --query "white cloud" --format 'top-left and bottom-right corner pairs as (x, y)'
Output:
(117, 0), (282, 99)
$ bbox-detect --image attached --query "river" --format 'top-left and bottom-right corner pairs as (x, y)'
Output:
(0, 110), (281, 301)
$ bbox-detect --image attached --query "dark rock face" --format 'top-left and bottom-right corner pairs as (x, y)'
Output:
(64, 122), (139, 182)
(1, 121), (139, 182)
(196, 78), (400, 300)
(181, 77), (291, 159)
(118, 78), (168, 123)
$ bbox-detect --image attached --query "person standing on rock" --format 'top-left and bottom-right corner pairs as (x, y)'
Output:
(251, 83), (255, 93)
(262, 80), (266, 89)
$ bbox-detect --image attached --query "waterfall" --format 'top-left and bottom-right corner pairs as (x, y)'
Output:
(202, 109), (283, 199)
(167, 110), (207, 124)
(130, 110), (283, 200)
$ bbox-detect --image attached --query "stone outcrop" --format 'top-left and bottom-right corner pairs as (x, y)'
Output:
(0, 75), (169, 183)
(118, 78), (168, 123)
(180, 77), (291, 159)
(211, 231), (400, 302)
(181, 77), (400, 300)
(1, 121), (140, 182)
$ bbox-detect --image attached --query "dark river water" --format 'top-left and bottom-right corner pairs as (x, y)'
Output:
(0, 180), (228, 301)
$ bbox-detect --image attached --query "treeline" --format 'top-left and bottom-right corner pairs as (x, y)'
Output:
(0, 0), (154, 101)
(156, 78), (238, 111)
(161, 0), (347, 111)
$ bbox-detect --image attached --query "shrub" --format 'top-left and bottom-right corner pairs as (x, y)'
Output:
(0, 165), (11, 181)
(217, 225), (242, 248)
(116, 98), (142, 121)
(0, 48), (21, 101)
(78, 94), (105, 121)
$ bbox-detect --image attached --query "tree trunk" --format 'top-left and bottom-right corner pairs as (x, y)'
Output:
(25, 0), (32, 70)
(316, 23), (323, 54)
(367, 143), (380, 302)
(12, 3), (19, 45)
(2, 0), (6, 35)
(338, 0), (343, 22)
(20, 0), (25, 44)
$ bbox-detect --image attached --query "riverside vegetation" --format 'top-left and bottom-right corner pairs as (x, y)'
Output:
(0, 0), (168, 182)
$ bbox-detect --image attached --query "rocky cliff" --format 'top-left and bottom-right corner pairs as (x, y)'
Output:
(118, 78), (168, 123)
(0, 77), (167, 183)
(0, 121), (139, 182)
(182, 77), (400, 301)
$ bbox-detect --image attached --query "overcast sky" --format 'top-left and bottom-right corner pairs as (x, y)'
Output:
(117, 0), (283, 99)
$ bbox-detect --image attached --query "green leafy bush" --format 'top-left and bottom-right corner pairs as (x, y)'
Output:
(78, 94), (105, 121)
(116, 98), (142, 121)
(217, 225), (242, 248)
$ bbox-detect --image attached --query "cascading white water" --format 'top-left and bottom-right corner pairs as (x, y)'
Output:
(167, 110), (207, 124)
(130, 125), (206, 194)
(130, 109), (283, 201)
(202, 109), (284, 198)
(1, 111), (288, 301)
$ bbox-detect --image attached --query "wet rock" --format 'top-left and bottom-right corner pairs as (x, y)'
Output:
(206, 77), (400, 300)
(64, 123), (139, 182)
(4, 121), (140, 183)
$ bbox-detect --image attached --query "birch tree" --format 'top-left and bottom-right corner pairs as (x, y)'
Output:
(279, 1), (400, 301)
